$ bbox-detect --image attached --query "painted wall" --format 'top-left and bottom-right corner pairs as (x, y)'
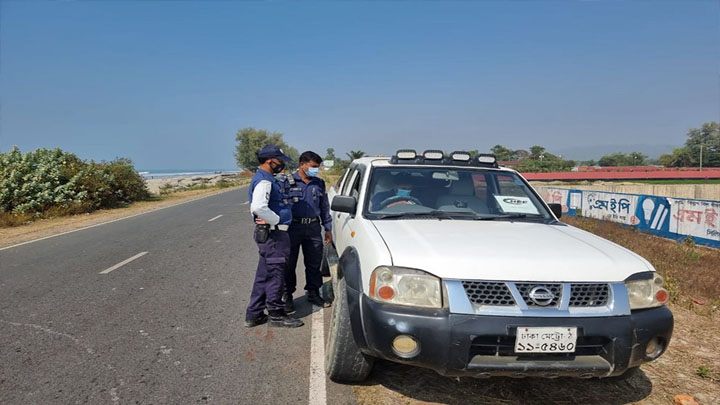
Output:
(530, 183), (720, 201)
(536, 187), (720, 249)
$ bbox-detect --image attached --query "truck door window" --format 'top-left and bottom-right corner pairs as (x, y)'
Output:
(335, 168), (350, 192)
(342, 169), (358, 196)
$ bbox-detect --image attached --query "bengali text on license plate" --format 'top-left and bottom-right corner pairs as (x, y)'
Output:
(514, 327), (577, 353)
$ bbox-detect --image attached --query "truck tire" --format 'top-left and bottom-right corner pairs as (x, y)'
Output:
(325, 277), (374, 382)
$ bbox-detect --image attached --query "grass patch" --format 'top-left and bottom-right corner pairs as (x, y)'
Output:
(696, 365), (712, 379)
(0, 202), (99, 228)
(563, 216), (720, 307)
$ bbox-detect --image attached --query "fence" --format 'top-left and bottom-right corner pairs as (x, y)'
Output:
(535, 186), (720, 249)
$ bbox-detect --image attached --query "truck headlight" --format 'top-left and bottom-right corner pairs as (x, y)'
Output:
(369, 266), (442, 308)
(625, 273), (669, 309)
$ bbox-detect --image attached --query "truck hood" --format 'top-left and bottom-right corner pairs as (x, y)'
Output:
(371, 220), (653, 282)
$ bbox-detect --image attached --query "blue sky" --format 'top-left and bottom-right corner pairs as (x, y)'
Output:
(1, 1), (718, 169)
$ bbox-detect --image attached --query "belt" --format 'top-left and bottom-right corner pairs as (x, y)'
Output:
(292, 217), (319, 224)
(272, 224), (289, 231)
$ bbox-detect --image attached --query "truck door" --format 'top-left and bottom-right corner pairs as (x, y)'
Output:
(333, 165), (364, 256)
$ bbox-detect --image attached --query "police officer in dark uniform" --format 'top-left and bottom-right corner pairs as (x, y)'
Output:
(283, 151), (333, 312)
(244, 145), (304, 328)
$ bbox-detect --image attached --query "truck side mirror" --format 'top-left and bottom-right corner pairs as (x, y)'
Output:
(331, 195), (357, 214)
(548, 203), (562, 218)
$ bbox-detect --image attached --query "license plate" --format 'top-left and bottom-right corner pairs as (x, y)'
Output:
(514, 327), (577, 353)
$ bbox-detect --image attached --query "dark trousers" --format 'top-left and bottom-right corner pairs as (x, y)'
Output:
(285, 221), (324, 295)
(245, 229), (290, 320)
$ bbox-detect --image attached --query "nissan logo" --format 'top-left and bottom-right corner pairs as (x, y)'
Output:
(529, 286), (555, 306)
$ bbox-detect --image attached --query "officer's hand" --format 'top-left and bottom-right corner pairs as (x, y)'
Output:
(255, 218), (267, 225)
(324, 231), (332, 246)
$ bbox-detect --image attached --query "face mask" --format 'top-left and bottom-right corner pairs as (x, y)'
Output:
(305, 167), (320, 177)
(270, 161), (285, 174)
(397, 188), (411, 197)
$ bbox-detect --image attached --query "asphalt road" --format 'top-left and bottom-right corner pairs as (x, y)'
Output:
(0, 188), (355, 404)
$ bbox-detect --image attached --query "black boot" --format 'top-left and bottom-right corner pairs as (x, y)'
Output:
(268, 311), (304, 328)
(282, 292), (295, 314)
(244, 313), (268, 328)
(307, 290), (331, 308)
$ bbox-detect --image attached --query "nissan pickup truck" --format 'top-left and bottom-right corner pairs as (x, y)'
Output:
(322, 149), (673, 382)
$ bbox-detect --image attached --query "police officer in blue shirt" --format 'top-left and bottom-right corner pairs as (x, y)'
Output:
(245, 145), (304, 328)
(283, 151), (333, 312)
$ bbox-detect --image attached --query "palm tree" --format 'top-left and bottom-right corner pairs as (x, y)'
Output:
(346, 150), (365, 161)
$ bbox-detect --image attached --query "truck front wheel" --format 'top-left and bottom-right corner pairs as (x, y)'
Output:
(325, 277), (374, 382)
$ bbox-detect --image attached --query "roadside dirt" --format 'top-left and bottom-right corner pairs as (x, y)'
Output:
(0, 186), (245, 248)
(351, 303), (719, 404)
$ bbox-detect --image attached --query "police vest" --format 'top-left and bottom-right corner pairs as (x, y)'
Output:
(248, 169), (292, 225)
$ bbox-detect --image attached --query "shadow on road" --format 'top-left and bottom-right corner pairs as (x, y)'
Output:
(291, 296), (317, 319)
(356, 360), (652, 404)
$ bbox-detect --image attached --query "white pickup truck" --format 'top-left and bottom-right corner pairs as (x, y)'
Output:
(322, 150), (673, 382)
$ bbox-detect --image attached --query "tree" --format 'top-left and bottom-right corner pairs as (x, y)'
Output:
(658, 147), (694, 167)
(597, 152), (647, 166)
(628, 152), (648, 166)
(598, 152), (626, 167)
(659, 122), (720, 167)
(234, 127), (299, 171)
(511, 149), (530, 161)
(346, 150), (365, 161)
(325, 148), (336, 161)
(529, 146), (546, 160)
(685, 122), (720, 167)
(491, 145), (513, 161)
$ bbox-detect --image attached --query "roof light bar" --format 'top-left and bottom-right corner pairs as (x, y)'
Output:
(423, 150), (444, 160)
(395, 149), (417, 160)
(389, 149), (499, 168)
(477, 154), (497, 165)
(450, 151), (471, 162)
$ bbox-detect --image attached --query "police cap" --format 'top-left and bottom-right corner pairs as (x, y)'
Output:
(257, 145), (292, 162)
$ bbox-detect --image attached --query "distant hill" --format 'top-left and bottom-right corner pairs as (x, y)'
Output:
(552, 144), (677, 161)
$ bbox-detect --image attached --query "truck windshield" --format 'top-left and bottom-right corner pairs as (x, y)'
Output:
(364, 167), (552, 221)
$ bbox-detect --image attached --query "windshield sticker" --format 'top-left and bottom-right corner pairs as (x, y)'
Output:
(494, 196), (540, 214)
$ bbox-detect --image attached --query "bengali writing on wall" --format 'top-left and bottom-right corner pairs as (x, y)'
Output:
(536, 187), (720, 248)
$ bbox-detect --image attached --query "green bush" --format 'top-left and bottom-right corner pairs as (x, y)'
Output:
(0, 146), (149, 216)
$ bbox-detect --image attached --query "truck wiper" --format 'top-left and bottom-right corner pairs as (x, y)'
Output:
(376, 211), (471, 220)
(473, 213), (543, 220)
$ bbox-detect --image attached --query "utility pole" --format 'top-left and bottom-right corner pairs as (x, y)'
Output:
(700, 144), (703, 171)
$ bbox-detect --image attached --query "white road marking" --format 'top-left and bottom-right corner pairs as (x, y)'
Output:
(0, 188), (246, 251)
(242, 201), (250, 205)
(100, 252), (148, 274)
(208, 214), (223, 222)
(309, 309), (327, 405)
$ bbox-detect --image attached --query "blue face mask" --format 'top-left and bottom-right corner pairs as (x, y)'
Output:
(396, 188), (411, 197)
(305, 167), (320, 177)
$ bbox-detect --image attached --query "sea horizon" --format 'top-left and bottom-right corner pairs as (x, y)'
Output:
(138, 169), (241, 179)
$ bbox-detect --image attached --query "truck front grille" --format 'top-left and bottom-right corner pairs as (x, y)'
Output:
(516, 283), (562, 308)
(569, 284), (609, 307)
(462, 281), (516, 306)
(459, 281), (613, 309)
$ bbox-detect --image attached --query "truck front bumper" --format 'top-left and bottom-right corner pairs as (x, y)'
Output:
(350, 288), (673, 378)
